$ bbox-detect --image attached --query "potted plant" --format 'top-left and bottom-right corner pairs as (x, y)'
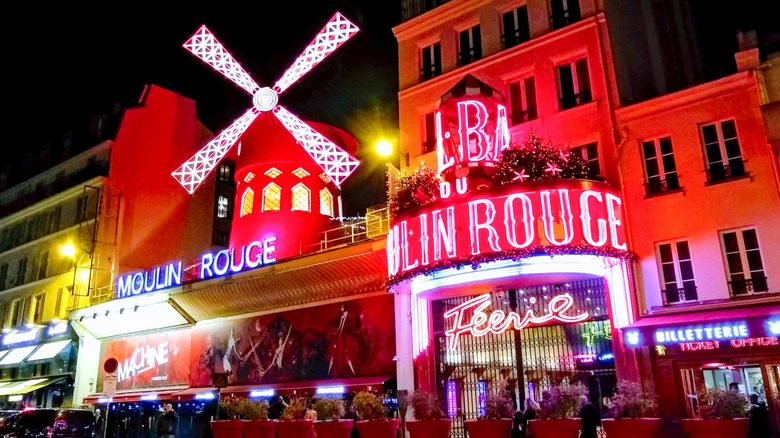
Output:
(212, 397), (244, 438)
(528, 383), (587, 438)
(601, 380), (661, 438)
(406, 390), (451, 438)
(682, 388), (748, 438)
(276, 396), (315, 438)
(353, 391), (399, 438)
(312, 398), (354, 438)
(239, 398), (276, 438)
(465, 392), (515, 438)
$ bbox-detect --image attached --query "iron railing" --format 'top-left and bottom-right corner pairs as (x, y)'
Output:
(300, 205), (389, 254)
(559, 90), (592, 110)
(728, 276), (768, 297)
(511, 109), (537, 125)
(706, 161), (746, 183)
(644, 177), (681, 196)
(661, 286), (698, 306)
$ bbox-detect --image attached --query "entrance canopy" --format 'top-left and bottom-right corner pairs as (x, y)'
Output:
(0, 377), (67, 396)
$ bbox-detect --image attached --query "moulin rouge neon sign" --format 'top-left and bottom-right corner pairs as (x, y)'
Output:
(436, 99), (510, 174)
(444, 293), (589, 349)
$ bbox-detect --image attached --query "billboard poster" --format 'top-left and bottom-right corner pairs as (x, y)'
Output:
(190, 294), (396, 386)
(99, 329), (191, 391)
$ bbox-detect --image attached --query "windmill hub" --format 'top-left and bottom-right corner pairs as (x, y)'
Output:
(253, 87), (279, 112)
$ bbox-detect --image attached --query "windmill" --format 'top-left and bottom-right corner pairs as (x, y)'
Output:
(171, 13), (361, 195)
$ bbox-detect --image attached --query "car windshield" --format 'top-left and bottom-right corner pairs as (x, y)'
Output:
(18, 410), (57, 428)
(57, 411), (93, 427)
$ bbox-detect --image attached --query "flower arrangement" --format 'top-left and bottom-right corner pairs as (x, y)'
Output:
(608, 380), (658, 419)
(409, 390), (445, 421)
(312, 398), (346, 421)
(352, 391), (388, 421)
(388, 163), (440, 216)
(537, 383), (588, 420)
(698, 388), (748, 419)
(491, 132), (594, 185)
(281, 396), (310, 421)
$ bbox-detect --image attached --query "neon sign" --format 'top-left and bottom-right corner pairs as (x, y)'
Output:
(116, 262), (183, 299)
(117, 342), (169, 383)
(731, 337), (778, 348)
(387, 181), (626, 280)
(436, 100), (510, 174)
(200, 237), (277, 279)
(444, 293), (589, 349)
(581, 320), (612, 347)
(654, 322), (749, 344)
(2, 329), (39, 347)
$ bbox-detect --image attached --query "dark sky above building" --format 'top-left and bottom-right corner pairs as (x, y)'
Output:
(4, 1), (400, 214)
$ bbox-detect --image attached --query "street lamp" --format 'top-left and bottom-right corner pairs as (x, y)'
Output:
(61, 242), (76, 258)
(376, 139), (393, 157)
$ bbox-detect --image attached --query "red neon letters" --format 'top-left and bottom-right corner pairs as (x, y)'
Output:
(443, 293), (589, 349)
(437, 100), (510, 174)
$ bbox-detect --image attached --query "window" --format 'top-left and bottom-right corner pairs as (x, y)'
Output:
(720, 228), (767, 296)
(657, 241), (697, 305)
(642, 137), (680, 195)
(244, 172), (256, 183)
(319, 173), (331, 184)
(458, 25), (482, 66)
(420, 42), (442, 81)
(5, 299), (21, 329)
(217, 162), (234, 183)
(30, 293), (44, 324)
(217, 196), (230, 219)
(423, 112), (437, 154)
(264, 168), (282, 179)
(262, 183), (281, 212)
(292, 168), (310, 179)
(0, 264), (7, 290)
(503, 5), (530, 49)
(702, 120), (745, 182)
(320, 189), (333, 216)
(54, 288), (70, 320)
(550, 0), (581, 30)
(509, 77), (537, 124)
(49, 207), (61, 233)
(37, 250), (49, 281)
(16, 258), (27, 286)
(291, 183), (311, 212)
(75, 195), (89, 223)
(240, 188), (254, 217)
(557, 58), (591, 110)
(570, 142), (600, 178)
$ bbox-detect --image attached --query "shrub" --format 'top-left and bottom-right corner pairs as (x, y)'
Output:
(238, 399), (270, 420)
(409, 390), (445, 421)
(484, 392), (515, 419)
(280, 396), (309, 421)
(220, 397), (244, 419)
(698, 388), (748, 419)
(609, 380), (658, 419)
(313, 398), (346, 421)
(538, 383), (587, 420)
(352, 391), (388, 421)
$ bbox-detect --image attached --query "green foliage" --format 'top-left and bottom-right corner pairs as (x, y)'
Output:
(281, 396), (309, 421)
(492, 131), (593, 185)
(352, 391), (388, 421)
(312, 398), (346, 421)
(220, 397), (243, 419)
(409, 390), (445, 421)
(238, 399), (269, 420)
(698, 388), (748, 419)
(538, 383), (588, 420)
(608, 380), (658, 419)
(484, 392), (515, 419)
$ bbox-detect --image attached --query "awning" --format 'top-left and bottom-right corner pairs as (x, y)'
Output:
(627, 304), (780, 328)
(27, 340), (71, 361)
(0, 377), (67, 396)
(0, 346), (36, 366)
(83, 386), (187, 404)
(222, 375), (395, 397)
(171, 387), (217, 401)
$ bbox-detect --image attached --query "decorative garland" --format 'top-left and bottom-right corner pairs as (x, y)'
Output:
(387, 163), (440, 217)
(387, 244), (637, 286)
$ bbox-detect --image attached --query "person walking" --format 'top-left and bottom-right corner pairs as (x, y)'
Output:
(521, 398), (539, 437)
(156, 403), (179, 438)
(748, 394), (772, 438)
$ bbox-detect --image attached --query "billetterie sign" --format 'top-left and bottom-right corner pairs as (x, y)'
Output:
(387, 180), (626, 279)
(116, 237), (278, 299)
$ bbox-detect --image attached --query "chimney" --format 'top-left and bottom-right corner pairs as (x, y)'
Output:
(735, 30), (760, 72)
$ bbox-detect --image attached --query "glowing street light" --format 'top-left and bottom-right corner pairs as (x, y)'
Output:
(61, 243), (76, 258)
(376, 140), (393, 157)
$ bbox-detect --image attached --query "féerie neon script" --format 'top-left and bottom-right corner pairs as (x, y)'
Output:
(444, 293), (589, 349)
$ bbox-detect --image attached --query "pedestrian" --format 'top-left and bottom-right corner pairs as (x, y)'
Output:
(521, 398), (539, 437)
(748, 394), (772, 438)
(579, 397), (600, 438)
(156, 403), (179, 438)
(94, 408), (104, 438)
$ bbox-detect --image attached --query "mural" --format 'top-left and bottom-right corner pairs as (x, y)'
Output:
(190, 295), (396, 386)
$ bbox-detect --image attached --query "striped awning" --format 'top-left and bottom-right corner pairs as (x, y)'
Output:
(0, 377), (67, 396)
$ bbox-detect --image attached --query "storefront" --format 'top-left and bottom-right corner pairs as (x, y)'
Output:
(0, 322), (78, 408)
(623, 306), (780, 434)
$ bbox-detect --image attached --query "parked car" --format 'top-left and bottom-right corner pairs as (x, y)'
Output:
(0, 411), (20, 435)
(50, 410), (95, 438)
(4, 409), (94, 438)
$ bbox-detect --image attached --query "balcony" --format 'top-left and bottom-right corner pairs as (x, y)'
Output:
(662, 286), (698, 306)
(401, 0), (451, 22)
(559, 91), (592, 111)
(512, 109), (538, 125)
(705, 161), (747, 184)
(728, 276), (768, 297)
(644, 177), (681, 197)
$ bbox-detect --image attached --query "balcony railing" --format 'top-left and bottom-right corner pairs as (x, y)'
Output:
(550, 8), (581, 30)
(705, 161), (746, 183)
(401, 0), (451, 22)
(559, 91), (591, 110)
(644, 176), (681, 196)
(662, 286), (698, 306)
(728, 276), (768, 297)
(512, 109), (537, 125)
(301, 205), (389, 254)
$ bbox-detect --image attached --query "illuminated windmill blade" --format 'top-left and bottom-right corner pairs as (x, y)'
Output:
(273, 13), (359, 94)
(184, 25), (261, 96)
(171, 107), (261, 194)
(273, 106), (360, 187)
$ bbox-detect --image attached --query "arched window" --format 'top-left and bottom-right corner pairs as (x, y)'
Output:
(240, 188), (254, 217)
(262, 183), (281, 211)
(319, 188), (333, 216)
(291, 183), (311, 212)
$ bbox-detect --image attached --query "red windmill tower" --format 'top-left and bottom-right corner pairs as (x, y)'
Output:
(172, 13), (361, 259)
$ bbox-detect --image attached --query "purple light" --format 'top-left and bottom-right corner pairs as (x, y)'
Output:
(477, 380), (488, 418)
(446, 380), (458, 418)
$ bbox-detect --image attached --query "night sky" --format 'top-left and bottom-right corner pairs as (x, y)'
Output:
(4, 2), (400, 215)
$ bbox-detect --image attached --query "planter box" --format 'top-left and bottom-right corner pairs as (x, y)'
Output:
(464, 419), (513, 438)
(211, 420), (243, 438)
(601, 418), (662, 438)
(313, 419), (354, 438)
(407, 418), (451, 438)
(242, 420), (276, 438)
(528, 418), (581, 438)
(355, 418), (400, 438)
(682, 418), (748, 438)
(276, 419), (315, 438)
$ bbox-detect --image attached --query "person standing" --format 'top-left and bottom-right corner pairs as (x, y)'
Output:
(156, 403), (179, 438)
(579, 397), (600, 438)
(748, 394), (772, 438)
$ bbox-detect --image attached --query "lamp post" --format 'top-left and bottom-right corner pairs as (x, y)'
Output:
(375, 139), (408, 198)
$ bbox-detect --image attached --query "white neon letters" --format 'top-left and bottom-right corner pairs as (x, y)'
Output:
(504, 193), (534, 248)
(579, 191), (608, 247)
(433, 207), (457, 261)
(540, 189), (574, 245)
(117, 342), (169, 383)
(436, 100), (511, 172)
(469, 200), (501, 255)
